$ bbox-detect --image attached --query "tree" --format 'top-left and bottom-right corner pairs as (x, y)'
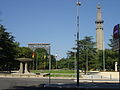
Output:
(79, 36), (99, 71)
(33, 48), (57, 70)
(108, 35), (113, 48)
(95, 35), (119, 71)
(16, 47), (33, 58)
(16, 46), (33, 69)
(67, 36), (99, 71)
(0, 24), (19, 71)
(104, 36), (118, 71)
(34, 48), (48, 69)
(105, 49), (118, 71)
(57, 58), (69, 69)
(51, 55), (56, 69)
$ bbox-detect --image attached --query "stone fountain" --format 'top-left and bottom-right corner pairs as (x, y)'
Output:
(16, 58), (32, 74)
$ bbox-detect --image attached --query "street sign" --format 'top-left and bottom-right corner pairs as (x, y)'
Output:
(113, 24), (120, 51)
(113, 24), (120, 84)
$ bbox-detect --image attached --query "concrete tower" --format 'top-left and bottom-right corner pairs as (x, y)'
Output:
(95, 5), (104, 50)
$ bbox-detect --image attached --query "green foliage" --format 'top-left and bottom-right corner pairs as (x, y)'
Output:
(105, 36), (118, 71)
(69, 36), (99, 71)
(50, 55), (56, 69)
(0, 23), (118, 72)
(57, 58), (70, 69)
(16, 47), (33, 58)
(34, 48), (57, 70)
(105, 49), (118, 71)
(55, 36), (119, 72)
(79, 36), (99, 71)
(34, 48), (48, 69)
(57, 36), (100, 71)
(108, 35), (113, 48)
(34, 48), (49, 69)
(0, 24), (19, 71)
(16, 46), (33, 70)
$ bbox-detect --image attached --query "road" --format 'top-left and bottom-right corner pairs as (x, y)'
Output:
(0, 77), (120, 90)
(0, 77), (75, 90)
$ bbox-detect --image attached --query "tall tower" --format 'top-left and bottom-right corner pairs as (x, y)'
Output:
(95, 5), (104, 50)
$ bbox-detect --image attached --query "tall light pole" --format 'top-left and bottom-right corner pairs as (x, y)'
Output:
(76, 0), (81, 87)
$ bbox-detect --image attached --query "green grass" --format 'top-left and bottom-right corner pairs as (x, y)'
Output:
(49, 74), (76, 77)
(30, 69), (75, 74)
(30, 69), (80, 77)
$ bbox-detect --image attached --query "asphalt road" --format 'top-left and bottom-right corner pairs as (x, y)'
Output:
(0, 77), (75, 90)
(0, 77), (120, 90)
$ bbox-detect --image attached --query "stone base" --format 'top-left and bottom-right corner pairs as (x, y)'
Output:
(19, 62), (30, 74)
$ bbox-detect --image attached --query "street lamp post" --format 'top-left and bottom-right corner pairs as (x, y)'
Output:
(76, 0), (81, 87)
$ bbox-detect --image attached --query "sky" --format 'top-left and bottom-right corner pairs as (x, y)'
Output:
(0, 0), (120, 59)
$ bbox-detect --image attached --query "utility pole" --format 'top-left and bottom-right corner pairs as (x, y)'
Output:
(86, 47), (88, 74)
(103, 48), (105, 71)
(103, 38), (105, 71)
(48, 45), (51, 84)
(55, 53), (58, 69)
(76, 0), (81, 87)
(49, 45), (51, 71)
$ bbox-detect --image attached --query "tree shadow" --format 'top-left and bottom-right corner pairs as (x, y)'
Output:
(6, 83), (120, 90)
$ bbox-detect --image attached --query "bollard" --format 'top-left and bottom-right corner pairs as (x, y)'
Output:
(49, 73), (51, 84)
(43, 73), (51, 84)
(91, 75), (94, 83)
(101, 75), (102, 79)
(110, 74), (112, 80)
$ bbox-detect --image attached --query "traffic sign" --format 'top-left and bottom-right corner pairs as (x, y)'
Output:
(113, 24), (120, 51)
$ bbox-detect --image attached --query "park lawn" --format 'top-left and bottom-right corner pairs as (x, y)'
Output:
(49, 74), (76, 77)
(31, 69), (75, 74)
(30, 69), (79, 77)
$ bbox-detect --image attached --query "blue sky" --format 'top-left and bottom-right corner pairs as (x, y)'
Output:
(0, 0), (120, 59)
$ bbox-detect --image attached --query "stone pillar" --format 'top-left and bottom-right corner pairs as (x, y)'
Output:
(19, 62), (23, 73)
(115, 62), (118, 72)
(24, 62), (29, 74)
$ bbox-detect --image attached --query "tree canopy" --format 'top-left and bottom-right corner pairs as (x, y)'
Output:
(0, 24), (19, 71)
(57, 36), (119, 71)
(16, 47), (33, 58)
(58, 36), (99, 71)
(0, 24), (119, 72)
(34, 48), (56, 70)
